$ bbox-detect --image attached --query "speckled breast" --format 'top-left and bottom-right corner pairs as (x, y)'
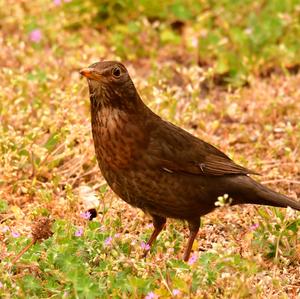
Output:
(91, 107), (148, 205)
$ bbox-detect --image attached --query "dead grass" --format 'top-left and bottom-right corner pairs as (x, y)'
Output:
(0, 1), (300, 298)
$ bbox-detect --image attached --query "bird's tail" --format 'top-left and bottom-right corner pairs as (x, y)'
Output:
(233, 176), (300, 211)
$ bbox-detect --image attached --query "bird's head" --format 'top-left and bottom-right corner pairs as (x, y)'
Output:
(80, 61), (139, 110)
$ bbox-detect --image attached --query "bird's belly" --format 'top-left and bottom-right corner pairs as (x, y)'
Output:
(100, 165), (217, 220)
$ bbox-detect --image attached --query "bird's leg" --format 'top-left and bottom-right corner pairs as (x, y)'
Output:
(183, 219), (200, 262)
(143, 215), (166, 257)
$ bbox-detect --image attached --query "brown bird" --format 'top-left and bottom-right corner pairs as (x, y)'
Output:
(80, 61), (300, 261)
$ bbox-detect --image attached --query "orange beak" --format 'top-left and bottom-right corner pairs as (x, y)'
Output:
(79, 68), (103, 81)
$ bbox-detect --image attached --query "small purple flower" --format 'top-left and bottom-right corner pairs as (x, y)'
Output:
(104, 236), (113, 246)
(141, 241), (150, 251)
(29, 29), (42, 43)
(54, 0), (71, 5)
(145, 291), (158, 299)
(74, 227), (83, 237)
(0, 226), (9, 233)
(11, 231), (20, 238)
(114, 233), (120, 238)
(146, 223), (153, 229)
(250, 223), (259, 231)
(172, 289), (180, 296)
(188, 253), (198, 265)
(80, 211), (91, 220)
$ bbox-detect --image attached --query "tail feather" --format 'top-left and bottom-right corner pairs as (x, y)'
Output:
(231, 176), (300, 211)
(256, 186), (300, 211)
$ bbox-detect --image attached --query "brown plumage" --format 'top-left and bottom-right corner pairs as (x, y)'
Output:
(80, 61), (300, 261)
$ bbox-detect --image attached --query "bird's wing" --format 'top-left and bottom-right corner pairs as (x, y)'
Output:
(146, 120), (257, 176)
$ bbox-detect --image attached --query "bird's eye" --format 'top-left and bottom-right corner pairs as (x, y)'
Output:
(112, 67), (121, 78)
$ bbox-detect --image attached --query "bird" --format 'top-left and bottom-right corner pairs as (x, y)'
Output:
(80, 61), (300, 261)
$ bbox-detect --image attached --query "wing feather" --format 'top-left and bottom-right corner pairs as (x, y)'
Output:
(146, 119), (257, 176)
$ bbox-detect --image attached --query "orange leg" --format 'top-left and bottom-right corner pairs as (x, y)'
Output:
(183, 219), (200, 262)
(143, 215), (166, 257)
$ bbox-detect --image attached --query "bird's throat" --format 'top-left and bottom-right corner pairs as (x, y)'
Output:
(89, 84), (142, 112)
(91, 105), (146, 171)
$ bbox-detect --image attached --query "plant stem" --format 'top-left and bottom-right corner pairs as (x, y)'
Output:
(11, 238), (35, 265)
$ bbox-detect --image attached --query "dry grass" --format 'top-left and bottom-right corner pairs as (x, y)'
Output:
(0, 1), (300, 298)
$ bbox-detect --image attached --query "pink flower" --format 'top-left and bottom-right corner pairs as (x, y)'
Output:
(172, 289), (180, 296)
(80, 211), (91, 220)
(11, 231), (20, 238)
(0, 226), (9, 233)
(141, 241), (150, 251)
(0, 281), (3, 288)
(74, 227), (83, 237)
(250, 223), (259, 231)
(54, 0), (71, 5)
(188, 253), (198, 265)
(29, 29), (42, 43)
(145, 291), (158, 299)
(104, 236), (113, 246)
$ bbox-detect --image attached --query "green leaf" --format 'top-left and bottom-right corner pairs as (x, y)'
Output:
(44, 133), (60, 151)
(0, 199), (8, 213)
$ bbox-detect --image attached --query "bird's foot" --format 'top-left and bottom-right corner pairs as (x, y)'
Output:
(141, 249), (150, 258)
(141, 243), (151, 258)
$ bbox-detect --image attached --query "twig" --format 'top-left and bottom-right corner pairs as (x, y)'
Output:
(10, 239), (35, 265)
(7, 217), (53, 269)
(0, 214), (15, 223)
